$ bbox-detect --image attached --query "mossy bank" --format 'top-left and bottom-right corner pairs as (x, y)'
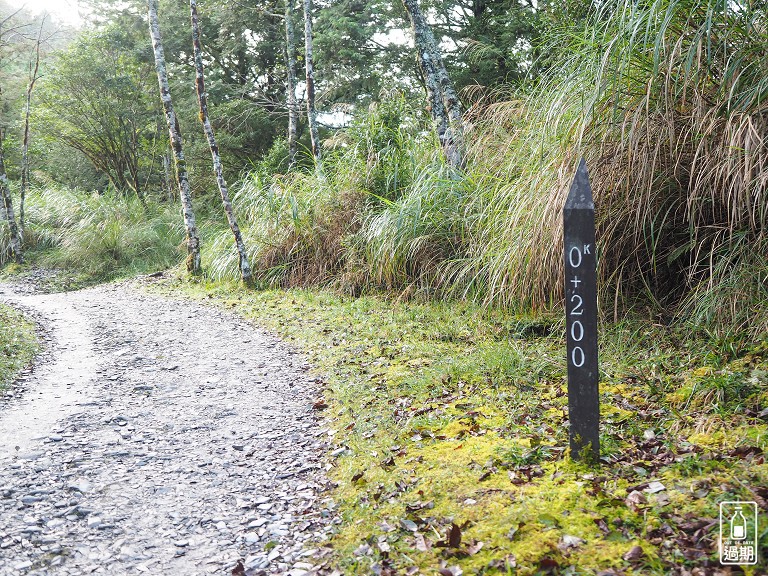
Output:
(148, 275), (768, 574)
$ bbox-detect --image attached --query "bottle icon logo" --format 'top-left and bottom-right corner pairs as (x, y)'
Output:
(720, 501), (758, 565)
(730, 507), (746, 540)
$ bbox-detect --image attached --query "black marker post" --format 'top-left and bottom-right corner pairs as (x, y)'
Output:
(563, 159), (599, 462)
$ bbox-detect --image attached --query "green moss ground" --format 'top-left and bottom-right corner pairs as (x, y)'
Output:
(150, 275), (768, 574)
(0, 303), (39, 391)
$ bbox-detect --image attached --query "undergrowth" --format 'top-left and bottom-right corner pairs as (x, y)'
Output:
(1, 187), (194, 288)
(0, 0), (763, 572)
(151, 274), (768, 574)
(0, 303), (39, 391)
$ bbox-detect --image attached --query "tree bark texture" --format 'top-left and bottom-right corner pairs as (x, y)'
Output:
(401, 0), (463, 168)
(302, 0), (321, 161)
(285, 0), (299, 167)
(148, 0), (201, 274)
(0, 131), (23, 264)
(190, 0), (252, 284)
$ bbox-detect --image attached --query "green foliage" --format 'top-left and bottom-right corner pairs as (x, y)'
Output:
(205, 155), (364, 286)
(456, 0), (768, 332)
(255, 138), (291, 176)
(314, 0), (412, 101)
(0, 303), (38, 392)
(1, 187), (183, 281)
(14, 0), (763, 342)
(196, 0), (768, 339)
(347, 95), (417, 202)
(207, 99), (282, 175)
(358, 161), (469, 292)
(202, 97), (456, 292)
(432, 0), (542, 89)
(35, 25), (163, 197)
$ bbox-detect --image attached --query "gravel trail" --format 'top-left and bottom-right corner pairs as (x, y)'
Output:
(0, 281), (333, 576)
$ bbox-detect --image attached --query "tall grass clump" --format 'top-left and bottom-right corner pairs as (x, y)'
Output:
(204, 165), (363, 287)
(205, 95), (460, 293)
(205, 144), (368, 288)
(458, 0), (768, 334)
(1, 187), (183, 279)
(359, 160), (471, 293)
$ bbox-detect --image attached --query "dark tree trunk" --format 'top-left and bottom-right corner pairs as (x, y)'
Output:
(148, 0), (201, 274)
(20, 19), (44, 235)
(190, 0), (253, 284)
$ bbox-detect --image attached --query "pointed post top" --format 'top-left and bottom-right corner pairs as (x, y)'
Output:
(565, 158), (594, 211)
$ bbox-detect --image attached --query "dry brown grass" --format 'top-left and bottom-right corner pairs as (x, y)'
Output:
(455, 0), (768, 334)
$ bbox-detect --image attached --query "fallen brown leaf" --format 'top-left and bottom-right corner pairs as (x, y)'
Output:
(448, 523), (462, 548)
(467, 540), (484, 555)
(623, 545), (644, 562)
(538, 558), (560, 573)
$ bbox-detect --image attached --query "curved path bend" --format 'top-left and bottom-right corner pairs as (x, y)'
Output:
(0, 282), (332, 576)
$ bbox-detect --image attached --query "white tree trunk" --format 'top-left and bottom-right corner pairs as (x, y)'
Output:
(302, 0), (321, 161)
(401, 0), (463, 168)
(190, 0), (252, 284)
(148, 0), (201, 274)
(285, 0), (299, 167)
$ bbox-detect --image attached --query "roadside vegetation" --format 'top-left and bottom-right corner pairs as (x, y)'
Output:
(149, 276), (768, 574)
(3, 0), (766, 338)
(1, 187), (183, 286)
(0, 303), (38, 391)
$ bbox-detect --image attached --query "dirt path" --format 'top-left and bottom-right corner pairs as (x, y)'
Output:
(0, 281), (333, 576)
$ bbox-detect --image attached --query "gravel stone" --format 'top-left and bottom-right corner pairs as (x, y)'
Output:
(0, 279), (335, 575)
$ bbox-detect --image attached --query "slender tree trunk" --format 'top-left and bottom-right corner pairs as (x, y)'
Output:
(302, 0), (321, 161)
(21, 83), (35, 233)
(190, 0), (252, 284)
(285, 0), (299, 167)
(148, 0), (201, 274)
(401, 0), (463, 168)
(20, 18), (44, 235)
(0, 130), (23, 264)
